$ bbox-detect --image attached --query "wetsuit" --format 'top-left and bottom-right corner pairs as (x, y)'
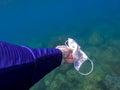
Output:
(0, 42), (62, 90)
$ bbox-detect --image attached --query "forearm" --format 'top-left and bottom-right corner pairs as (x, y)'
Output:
(0, 42), (62, 68)
(29, 48), (63, 86)
(0, 42), (35, 69)
(0, 42), (62, 89)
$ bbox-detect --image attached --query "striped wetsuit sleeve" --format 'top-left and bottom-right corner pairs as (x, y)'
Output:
(0, 42), (62, 90)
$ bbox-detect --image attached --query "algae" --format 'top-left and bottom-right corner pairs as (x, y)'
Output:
(30, 29), (120, 90)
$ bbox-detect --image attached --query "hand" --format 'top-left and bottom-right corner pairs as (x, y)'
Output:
(56, 45), (74, 64)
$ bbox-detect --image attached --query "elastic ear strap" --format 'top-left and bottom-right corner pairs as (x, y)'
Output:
(65, 38), (94, 75)
(78, 58), (94, 75)
(65, 40), (69, 48)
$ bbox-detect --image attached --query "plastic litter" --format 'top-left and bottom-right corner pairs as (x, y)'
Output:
(65, 38), (94, 75)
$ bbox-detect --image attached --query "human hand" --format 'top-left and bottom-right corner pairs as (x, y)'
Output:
(56, 45), (74, 64)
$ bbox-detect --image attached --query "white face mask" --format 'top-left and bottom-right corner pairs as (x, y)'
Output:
(65, 38), (94, 75)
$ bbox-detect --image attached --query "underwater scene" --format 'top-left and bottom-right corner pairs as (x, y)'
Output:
(0, 0), (120, 90)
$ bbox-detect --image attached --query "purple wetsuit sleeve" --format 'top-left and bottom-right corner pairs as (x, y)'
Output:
(0, 42), (62, 90)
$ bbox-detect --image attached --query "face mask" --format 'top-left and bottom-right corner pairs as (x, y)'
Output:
(65, 38), (94, 75)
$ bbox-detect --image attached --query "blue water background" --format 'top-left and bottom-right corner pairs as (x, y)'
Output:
(0, 0), (120, 44)
(0, 0), (120, 90)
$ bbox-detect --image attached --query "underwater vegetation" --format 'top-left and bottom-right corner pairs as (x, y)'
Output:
(105, 73), (120, 90)
(30, 27), (120, 90)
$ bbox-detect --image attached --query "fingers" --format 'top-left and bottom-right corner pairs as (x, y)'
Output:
(64, 52), (73, 63)
(56, 45), (74, 64)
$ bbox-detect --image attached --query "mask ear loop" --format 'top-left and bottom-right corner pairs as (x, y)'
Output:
(65, 39), (94, 75)
(77, 58), (94, 75)
(65, 40), (69, 47)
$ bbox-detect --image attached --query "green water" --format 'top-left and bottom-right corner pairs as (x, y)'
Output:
(30, 24), (120, 90)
